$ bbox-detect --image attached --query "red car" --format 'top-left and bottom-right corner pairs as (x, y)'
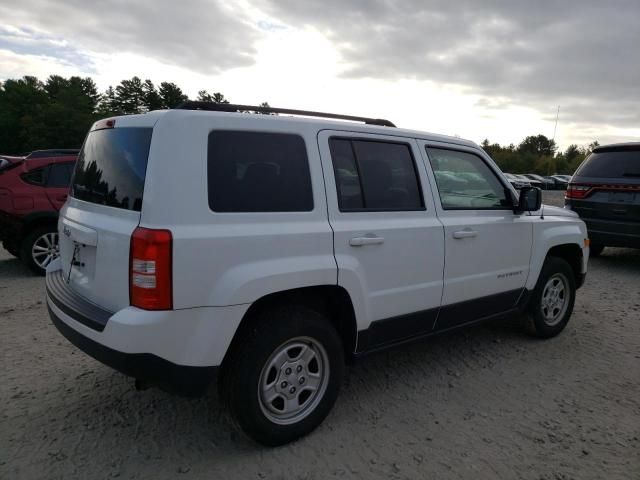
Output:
(0, 149), (78, 274)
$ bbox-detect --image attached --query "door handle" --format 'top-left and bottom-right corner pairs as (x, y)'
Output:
(349, 235), (385, 246)
(453, 229), (478, 239)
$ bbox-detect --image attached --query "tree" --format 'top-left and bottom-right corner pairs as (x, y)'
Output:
(196, 90), (229, 103)
(115, 76), (146, 114)
(0, 76), (50, 153)
(518, 134), (557, 157)
(142, 79), (163, 111)
(41, 75), (100, 148)
(158, 82), (188, 109)
(0, 75), (233, 154)
(97, 86), (120, 116)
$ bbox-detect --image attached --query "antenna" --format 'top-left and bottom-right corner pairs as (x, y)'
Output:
(552, 105), (560, 141)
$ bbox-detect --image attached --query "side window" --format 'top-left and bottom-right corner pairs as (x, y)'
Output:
(47, 163), (74, 188)
(21, 167), (45, 186)
(329, 138), (424, 211)
(208, 131), (313, 212)
(426, 147), (510, 210)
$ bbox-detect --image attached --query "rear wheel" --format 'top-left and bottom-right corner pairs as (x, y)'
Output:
(524, 256), (576, 338)
(222, 305), (344, 446)
(589, 243), (605, 257)
(21, 226), (59, 275)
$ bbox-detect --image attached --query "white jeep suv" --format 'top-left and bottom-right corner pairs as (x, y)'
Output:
(46, 103), (588, 445)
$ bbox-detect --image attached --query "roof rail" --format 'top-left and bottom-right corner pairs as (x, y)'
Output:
(173, 101), (396, 127)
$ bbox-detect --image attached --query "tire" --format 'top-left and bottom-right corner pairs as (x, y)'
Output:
(524, 256), (576, 338)
(589, 243), (605, 257)
(20, 226), (59, 276)
(222, 305), (344, 446)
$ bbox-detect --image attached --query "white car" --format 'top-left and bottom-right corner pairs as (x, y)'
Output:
(46, 103), (589, 445)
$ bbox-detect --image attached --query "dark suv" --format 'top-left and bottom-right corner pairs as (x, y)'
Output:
(565, 143), (640, 256)
(0, 149), (78, 274)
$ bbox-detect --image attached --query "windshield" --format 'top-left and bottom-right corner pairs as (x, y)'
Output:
(71, 127), (152, 211)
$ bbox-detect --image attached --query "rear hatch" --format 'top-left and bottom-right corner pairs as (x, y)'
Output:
(58, 120), (153, 312)
(567, 145), (640, 224)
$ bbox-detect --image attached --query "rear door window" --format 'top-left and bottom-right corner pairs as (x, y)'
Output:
(576, 150), (640, 178)
(21, 167), (45, 186)
(72, 128), (153, 211)
(329, 138), (424, 211)
(207, 131), (313, 212)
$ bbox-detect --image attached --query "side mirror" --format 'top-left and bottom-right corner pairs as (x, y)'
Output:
(515, 186), (542, 213)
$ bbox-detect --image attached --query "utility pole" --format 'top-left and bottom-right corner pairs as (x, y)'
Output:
(552, 105), (560, 141)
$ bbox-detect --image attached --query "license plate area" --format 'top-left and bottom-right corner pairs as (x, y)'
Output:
(608, 192), (635, 203)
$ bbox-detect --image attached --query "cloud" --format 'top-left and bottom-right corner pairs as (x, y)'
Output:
(257, 0), (640, 129)
(0, 26), (95, 71)
(0, 0), (260, 74)
(1, 0), (637, 146)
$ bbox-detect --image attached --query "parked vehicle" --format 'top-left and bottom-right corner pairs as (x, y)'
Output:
(503, 173), (529, 189)
(545, 175), (569, 190)
(0, 150), (78, 274)
(523, 174), (555, 190)
(550, 175), (570, 189)
(565, 142), (640, 256)
(46, 103), (589, 446)
(515, 174), (541, 188)
(554, 174), (572, 182)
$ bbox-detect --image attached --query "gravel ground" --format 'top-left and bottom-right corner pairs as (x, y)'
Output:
(1, 191), (639, 480)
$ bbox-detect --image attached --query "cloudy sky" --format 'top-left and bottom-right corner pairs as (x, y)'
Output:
(1, 0), (638, 149)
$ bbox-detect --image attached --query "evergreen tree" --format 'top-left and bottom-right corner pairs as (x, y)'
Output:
(115, 76), (146, 114)
(158, 82), (188, 108)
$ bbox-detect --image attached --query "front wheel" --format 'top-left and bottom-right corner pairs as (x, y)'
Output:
(524, 257), (576, 338)
(222, 306), (344, 446)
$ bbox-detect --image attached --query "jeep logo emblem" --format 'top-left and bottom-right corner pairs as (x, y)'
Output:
(63, 226), (71, 237)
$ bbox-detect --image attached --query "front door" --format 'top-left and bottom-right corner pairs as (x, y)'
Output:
(418, 142), (533, 330)
(318, 131), (445, 351)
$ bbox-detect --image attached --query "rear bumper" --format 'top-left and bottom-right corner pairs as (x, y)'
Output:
(48, 304), (217, 396)
(582, 218), (640, 248)
(45, 266), (249, 396)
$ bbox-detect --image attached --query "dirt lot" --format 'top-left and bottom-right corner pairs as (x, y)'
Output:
(1, 191), (639, 480)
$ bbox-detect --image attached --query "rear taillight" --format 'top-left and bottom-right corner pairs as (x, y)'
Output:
(566, 183), (640, 200)
(566, 184), (593, 199)
(130, 227), (172, 310)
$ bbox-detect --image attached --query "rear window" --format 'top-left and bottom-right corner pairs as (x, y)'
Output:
(576, 150), (640, 178)
(207, 131), (313, 212)
(72, 128), (152, 211)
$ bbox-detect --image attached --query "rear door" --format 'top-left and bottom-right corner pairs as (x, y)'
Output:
(45, 161), (74, 210)
(318, 130), (444, 350)
(58, 121), (153, 312)
(418, 142), (532, 330)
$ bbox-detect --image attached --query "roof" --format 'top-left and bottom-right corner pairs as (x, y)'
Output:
(147, 108), (478, 149)
(593, 142), (640, 153)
